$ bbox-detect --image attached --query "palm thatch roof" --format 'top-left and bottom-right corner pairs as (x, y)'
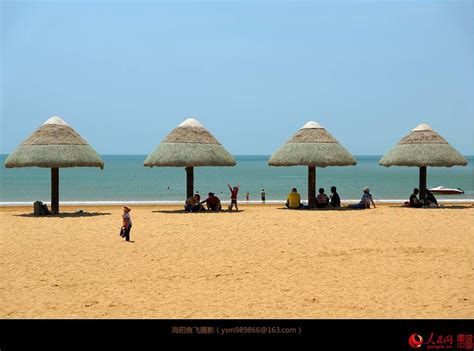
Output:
(268, 121), (357, 167)
(379, 124), (467, 167)
(4, 116), (104, 169)
(144, 118), (236, 167)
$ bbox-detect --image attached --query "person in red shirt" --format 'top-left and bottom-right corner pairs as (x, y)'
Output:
(202, 192), (222, 212)
(227, 184), (240, 211)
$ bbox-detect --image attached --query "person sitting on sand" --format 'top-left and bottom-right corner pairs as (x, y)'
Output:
(408, 188), (423, 208)
(330, 186), (341, 208)
(202, 192), (222, 212)
(349, 187), (376, 209)
(316, 188), (329, 208)
(425, 189), (439, 208)
(286, 188), (302, 209)
(184, 194), (203, 212)
(121, 206), (132, 242)
(227, 184), (240, 211)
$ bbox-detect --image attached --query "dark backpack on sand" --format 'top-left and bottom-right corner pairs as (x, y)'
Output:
(34, 201), (50, 216)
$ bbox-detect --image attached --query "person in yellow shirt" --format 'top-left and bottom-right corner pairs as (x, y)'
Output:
(286, 188), (302, 209)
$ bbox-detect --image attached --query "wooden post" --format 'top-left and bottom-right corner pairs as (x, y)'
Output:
(419, 166), (427, 205)
(51, 168), (59, 215)
(185, 166), (194, 200)
(308, 166), (316, 208)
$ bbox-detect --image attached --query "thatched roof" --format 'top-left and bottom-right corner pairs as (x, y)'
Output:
(379, 124), (467, 167)
(5, 116), (104, 169)
(268, 121), (357, 167)
(144, 118), (236, 167)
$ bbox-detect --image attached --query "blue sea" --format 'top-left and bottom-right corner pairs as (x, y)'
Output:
(0, 155), (473, 204)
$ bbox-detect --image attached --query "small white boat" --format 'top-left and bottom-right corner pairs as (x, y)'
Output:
(428, 186), (464, 195)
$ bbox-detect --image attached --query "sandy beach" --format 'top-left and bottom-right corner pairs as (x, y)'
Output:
(1, 203), (473, 319)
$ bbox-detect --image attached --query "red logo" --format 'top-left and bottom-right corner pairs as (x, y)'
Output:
(409, 334), (424, 348)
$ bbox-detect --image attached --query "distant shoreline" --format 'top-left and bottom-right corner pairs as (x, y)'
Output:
(1, 199), (473, 206)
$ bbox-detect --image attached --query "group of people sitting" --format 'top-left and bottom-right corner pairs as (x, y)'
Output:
(185, 192), (222, 212)
(184, 184), (240, 213)
(407, 188), (439, 208)
(285, 186), (376, 210)
(185, 185), (440, 211)
(286, 186), (342, 209)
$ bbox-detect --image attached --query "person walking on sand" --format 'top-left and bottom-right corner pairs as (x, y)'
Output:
(260, 189), (266, 204)
(228, 184), (240, 211)
(246, 192), (250, 202)
(121, 206), (132, 242)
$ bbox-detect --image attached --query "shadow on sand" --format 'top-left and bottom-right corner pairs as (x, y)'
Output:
(15, 212), (112, 218)
(152, 209), (245, 214)
(277, 207), (357, 211)
(387, 205), (473, 210)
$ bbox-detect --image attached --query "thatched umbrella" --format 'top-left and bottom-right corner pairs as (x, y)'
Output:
(379, 123), (467, 203)
(144, 118), (236, 199)
(4, 116), (104, 214)
(268, 121), (357, 207)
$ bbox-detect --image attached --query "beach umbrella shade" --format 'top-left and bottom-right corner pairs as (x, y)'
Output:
(379, 123), (467, 203)
(144, 118), (236, 199)
(4, 116), (104, 214)
(268, 121), (357, 207)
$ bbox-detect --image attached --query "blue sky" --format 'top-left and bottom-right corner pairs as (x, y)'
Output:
(1, 0), (473, 155)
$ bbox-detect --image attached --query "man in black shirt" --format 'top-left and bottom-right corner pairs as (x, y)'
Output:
(426, 189), (439, 207)
(409, 188), (423, 208)
(330, 186), (341, 208)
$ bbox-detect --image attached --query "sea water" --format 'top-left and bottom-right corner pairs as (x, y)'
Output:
(0, 155), (473, 204)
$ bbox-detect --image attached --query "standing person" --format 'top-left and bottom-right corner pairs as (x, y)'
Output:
(260, 189), (266, 204)
(330, 186), (341, 208)
(228, 184), (240, 211)
(245, 192), (250, 202)
(121, 206), (132, 242)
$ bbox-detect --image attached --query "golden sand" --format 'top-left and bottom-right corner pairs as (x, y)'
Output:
(1, 204), (473, 318)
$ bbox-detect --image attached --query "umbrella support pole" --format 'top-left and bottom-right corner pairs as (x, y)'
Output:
(308, 166), (316, 208)
(419, 166), (427, 205)
(51, 168), (59, 215)
(186, 166), (194, 200)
